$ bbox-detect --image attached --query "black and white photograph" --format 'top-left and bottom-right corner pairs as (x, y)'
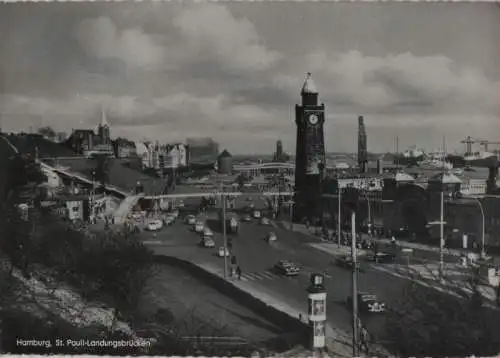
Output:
(1, 1), (500, 357)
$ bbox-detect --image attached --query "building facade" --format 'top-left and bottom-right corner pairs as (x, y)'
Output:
(293, 73), (326, 221)
(66, 107), (114, 157)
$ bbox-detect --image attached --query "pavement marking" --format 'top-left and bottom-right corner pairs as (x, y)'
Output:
(240, 270), (284, 282)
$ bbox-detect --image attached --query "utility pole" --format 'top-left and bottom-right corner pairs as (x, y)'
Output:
(439, 190), (445, 281)
(221, 183), (228, 280)
(351, 211), (359, 357)
(337, 185), (342, 246)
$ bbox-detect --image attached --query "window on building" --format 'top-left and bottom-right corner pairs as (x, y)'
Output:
(72, 206), (79, 212)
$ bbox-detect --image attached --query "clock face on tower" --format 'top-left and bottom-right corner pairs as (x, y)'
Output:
(309, 114), (318, 125)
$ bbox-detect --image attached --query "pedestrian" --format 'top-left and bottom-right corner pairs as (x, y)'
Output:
(236, 265), (242, 280)
(359, 326), (370, 353)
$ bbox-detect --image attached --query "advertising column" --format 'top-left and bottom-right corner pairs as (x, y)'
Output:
(307, 273), (327, 350)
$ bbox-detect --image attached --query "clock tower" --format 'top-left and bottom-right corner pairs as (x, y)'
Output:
(293, 73), (326, 222)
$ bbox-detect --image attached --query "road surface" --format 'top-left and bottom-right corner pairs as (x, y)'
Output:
(139, 194), (412, 349)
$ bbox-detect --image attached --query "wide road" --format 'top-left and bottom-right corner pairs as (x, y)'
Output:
(139, 194), (414, 349)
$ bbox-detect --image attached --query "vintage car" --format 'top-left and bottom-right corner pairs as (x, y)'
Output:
(274, 260), (301, 276)
(335, 255), (366, 272)
(347, 292), (386, 313)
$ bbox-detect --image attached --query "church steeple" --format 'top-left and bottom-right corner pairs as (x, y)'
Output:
(100, 105), (109, 128)
(301, 72), (318, 106)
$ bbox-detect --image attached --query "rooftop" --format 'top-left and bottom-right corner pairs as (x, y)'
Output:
(428, 172), (463, 184)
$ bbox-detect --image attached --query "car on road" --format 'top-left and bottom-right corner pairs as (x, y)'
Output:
(266, 231), (278, 243)
(146, 219), (163, 232)
(371, 252), (396, 263)
(163, 215), (175, 226)
(242, 214), (252, 222)
(203, 227), (214, 237)
(218, 246), (230, 257)
(260, 217), (270, 225)
(185, 215), (196, 225)
(200, 237), (215, 248)
(193, 221), (204, 233)
(178, 200), (185, 208)
(335, 255), (365, 272)
(274, 260), (301, 276)
(347, 292), (386, 313)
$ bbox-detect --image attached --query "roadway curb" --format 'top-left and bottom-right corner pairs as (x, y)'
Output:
(152, 255), (311, 351)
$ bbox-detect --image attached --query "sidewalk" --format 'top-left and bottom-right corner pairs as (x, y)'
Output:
(195, 261), (355, 357)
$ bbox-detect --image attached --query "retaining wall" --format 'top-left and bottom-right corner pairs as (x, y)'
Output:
(153, 255), (311, 348)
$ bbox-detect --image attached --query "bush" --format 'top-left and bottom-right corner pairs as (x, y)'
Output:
(383, 271), (500, 357)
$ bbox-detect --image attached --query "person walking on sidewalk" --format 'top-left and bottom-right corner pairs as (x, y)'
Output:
(359, 325), (370, 353)
(236, 265), (242, 280)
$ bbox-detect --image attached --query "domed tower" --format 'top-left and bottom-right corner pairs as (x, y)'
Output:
(293, 72), (326, 222)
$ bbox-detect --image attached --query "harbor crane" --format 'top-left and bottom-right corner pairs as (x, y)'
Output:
(461, 136), (500, 154)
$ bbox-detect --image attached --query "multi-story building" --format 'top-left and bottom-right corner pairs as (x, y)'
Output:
(134, 141), (188, 171)
(113, 138), (137, 159)
(186, 137), (219, 164)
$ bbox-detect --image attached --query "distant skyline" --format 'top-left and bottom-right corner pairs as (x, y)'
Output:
(1, 2), (499, 155)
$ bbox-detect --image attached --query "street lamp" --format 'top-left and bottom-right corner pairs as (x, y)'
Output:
(220, 183), (229, 280)
(470, 197), (486, 258)
(350, 210), (359, 357)
(428, 191), (446, 281)
(337, 183), (342, 247)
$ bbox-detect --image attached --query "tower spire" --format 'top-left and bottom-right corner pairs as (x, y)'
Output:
(100, 105), (109, 128)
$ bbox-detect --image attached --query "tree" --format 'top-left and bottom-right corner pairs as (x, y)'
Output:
(383, 265), (500, 357)
(94, 153), (110, 185)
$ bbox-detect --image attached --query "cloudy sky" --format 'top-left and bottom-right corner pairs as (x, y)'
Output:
(1, 2), (499, 154)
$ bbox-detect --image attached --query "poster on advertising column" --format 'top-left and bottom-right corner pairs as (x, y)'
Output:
(313, 300), (325, 316)
(313, 321), (326, 349)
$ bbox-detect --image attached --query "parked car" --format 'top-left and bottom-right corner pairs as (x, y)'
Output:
(146, 220), (163, 232)
(274, 260), (301, 276)
(253, 210), (261, 219)
(266, 231), (278, 243)
(201, 237), (215, 248)
(335, 255), (365, 272)
(203, 227), (214, 237)
(218, 246), (230, 257)
(371, 252), (396, 263)
(193, 221), (204, 233)
(164, 215), (175, 226)
(260, 217), (270, 225)
(242, 214), (252, 222)
(347, 292), (386, 313)
(185, 215), (196, 225)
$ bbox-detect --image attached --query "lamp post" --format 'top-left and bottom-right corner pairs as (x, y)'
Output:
(428, 191), (446, 281)
(471, 197), (486, 258)
(220, 183), (228, 280)
(337, 183), (342, 247)
(350, 210), (359, 357)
